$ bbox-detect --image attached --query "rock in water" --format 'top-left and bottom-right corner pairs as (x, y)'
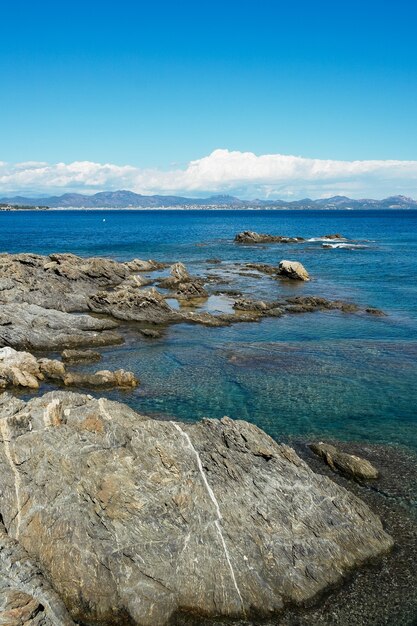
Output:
(234, 231), (304, 244)
(310, 442), (379, 480)
(277, 260), (310, 281)
(159, 262), (208, 300)
(0, 392), (392, 625)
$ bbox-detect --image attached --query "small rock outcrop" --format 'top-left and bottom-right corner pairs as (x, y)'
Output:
(0, 391), (392, 626)
(159, 262), (208, 300)
(310, 442), (379, 480)
(277, 260), (310, 281)
(234, 231), (304, 244)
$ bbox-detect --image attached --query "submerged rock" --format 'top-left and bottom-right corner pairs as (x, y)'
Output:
(0, 391), (392, 626)
(310, 442), (379, 480)
(277, 260), (310, 281)
(63, 368), (139, 388)
(61, 349), (102, 363)
(234, 231), (304, 244)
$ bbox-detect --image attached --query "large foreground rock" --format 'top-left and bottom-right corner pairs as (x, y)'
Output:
(0, 392), (392, 625)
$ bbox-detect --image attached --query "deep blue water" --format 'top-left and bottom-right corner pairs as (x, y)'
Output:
(1, 209), (417, 450)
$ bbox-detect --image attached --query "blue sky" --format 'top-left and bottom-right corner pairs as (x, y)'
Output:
(1, 0), (417, 198)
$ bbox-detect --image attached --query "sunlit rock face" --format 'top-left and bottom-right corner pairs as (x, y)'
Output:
(0, 391), (392, 626)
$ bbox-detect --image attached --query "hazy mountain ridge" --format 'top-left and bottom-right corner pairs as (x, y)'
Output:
(1, 190), (416, 209)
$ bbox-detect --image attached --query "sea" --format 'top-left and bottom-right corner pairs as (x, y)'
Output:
(1, 208), (416, 451)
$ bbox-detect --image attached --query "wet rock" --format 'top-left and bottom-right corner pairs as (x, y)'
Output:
(277, 260), (310, 281)
(366, 307), (387, 316)
(245, 262), (278, 275)
(138, 328), (163, 338)
(0, 303), (122, 351)
(61, 349), (102, 363)
(0, 392), (392, 626)
(310, 442), (379, 480)
(234, 231), (304, 244)
(233, 298), (273, 312)
(323, 233), (344, 239)
(63, 369), (139, 388)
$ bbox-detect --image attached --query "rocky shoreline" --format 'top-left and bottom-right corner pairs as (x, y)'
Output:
(0, 246), (413, 625)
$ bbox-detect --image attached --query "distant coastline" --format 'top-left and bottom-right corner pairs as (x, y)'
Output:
(1, 190), (417, 211)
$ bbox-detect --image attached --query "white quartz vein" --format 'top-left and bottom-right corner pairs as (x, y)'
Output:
(171, 421), (245, 613)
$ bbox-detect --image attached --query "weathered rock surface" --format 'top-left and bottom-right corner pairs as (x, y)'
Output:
(0, 391), (392, 626)
(0, 521), (75, 626)
(159, 262), (208, 300)
(234, 231), (304, 244)
(310, 442), (379, 480)
(0, 252), (133, 312)
(0, 302), (122, 351)
(89, 287), (183, 323)
(277, 260), (310, 281)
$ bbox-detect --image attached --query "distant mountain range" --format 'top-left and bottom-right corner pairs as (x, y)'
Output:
(1, 191), (417, 209)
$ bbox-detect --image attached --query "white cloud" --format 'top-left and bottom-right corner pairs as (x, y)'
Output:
(1, 149), (417, 199)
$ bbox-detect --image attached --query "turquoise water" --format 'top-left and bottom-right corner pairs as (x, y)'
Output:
(1, 209), (417, 450)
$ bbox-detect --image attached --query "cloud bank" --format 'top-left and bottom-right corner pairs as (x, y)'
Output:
(1, 149), (417, 199)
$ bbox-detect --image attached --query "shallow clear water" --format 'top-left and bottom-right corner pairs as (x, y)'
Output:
(1, 209), (416, 450)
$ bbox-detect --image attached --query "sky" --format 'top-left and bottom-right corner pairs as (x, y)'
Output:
(1, 0), (417, 199)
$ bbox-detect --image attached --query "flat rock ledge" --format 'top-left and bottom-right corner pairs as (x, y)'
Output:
(0, 391), (392, 626)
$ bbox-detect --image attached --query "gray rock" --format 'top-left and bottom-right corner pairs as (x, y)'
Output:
(0, 302), (122, 351)
(310, 442), (379, 480)
(0, 252), (165, 313)
(0, 391), (392, 626)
